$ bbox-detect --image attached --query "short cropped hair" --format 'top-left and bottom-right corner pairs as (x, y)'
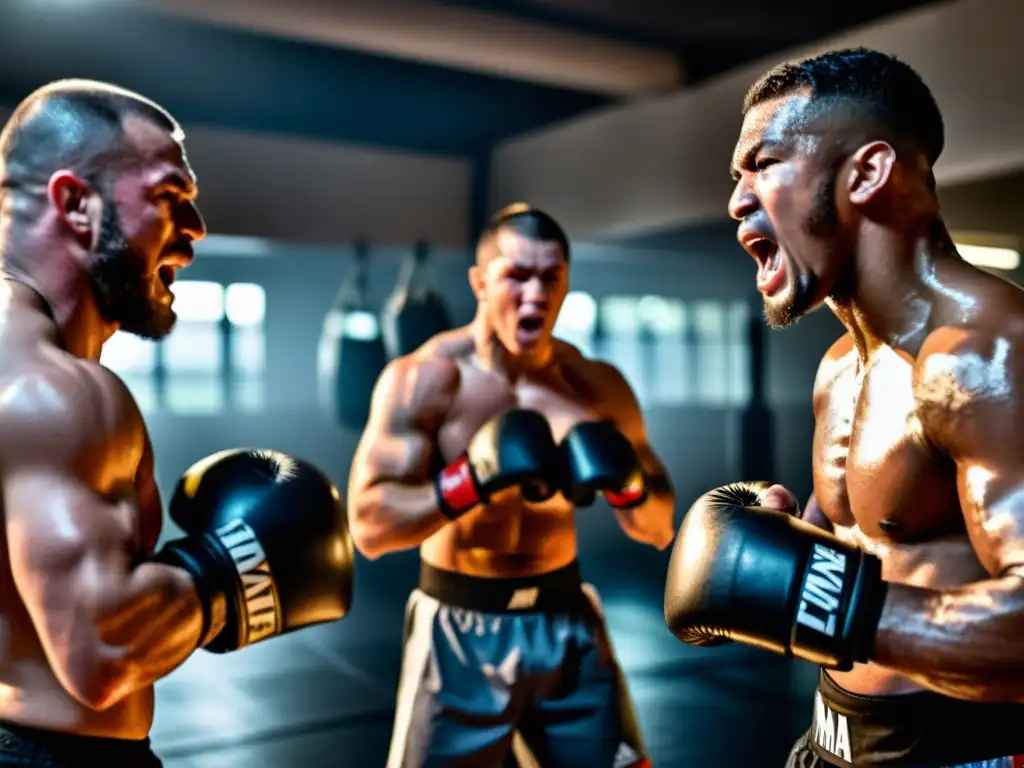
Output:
(0, 78), (182, 195)
(480, 203), (570, 261)
(743, 48), (944, 167)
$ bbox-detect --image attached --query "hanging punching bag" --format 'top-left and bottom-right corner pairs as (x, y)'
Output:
(381, 240), (452, 359)
(317, 241), (389, 431)
(737, 311), (776, 480)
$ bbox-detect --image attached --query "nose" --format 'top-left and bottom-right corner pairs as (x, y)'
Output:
(522, 276), (548, 305)
(181, 200), (207, 243)
(728, 177), (758, 222)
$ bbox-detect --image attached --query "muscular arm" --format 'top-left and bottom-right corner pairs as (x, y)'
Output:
(346, 356), (459, 560)
(870, 329), (1024, 702)
(592, 361), (676, 550)
(1, 370), (202, 711)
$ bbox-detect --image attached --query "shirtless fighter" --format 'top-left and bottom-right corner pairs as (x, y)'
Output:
(0, 80), (353, 766)
(348, 204), (675, 767)
(664, 48), (1024, 767)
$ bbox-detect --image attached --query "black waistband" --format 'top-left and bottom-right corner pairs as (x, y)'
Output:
(418, 560), (584, 614)
(0, 722), (157, 766)
(807, 670), (1024, 766)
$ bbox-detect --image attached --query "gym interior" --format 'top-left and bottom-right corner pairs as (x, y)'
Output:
(1, 0), (1022, 765)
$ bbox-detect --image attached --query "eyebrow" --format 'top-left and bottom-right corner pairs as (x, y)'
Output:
(155, 169), (198, 197)
(505, 260), (565, 273)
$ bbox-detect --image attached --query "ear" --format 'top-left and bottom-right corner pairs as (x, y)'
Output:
(845, 141), (897, 206)
(468, 265), (486, 300)
(47, 170), (99, 242)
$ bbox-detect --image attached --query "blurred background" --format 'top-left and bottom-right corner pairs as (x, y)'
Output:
(3, 0), (1023, 764)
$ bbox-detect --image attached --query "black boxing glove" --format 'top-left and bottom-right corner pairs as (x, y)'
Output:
(154, 449), (354, 654)
(435, 409), (561, 519)
(559, 420), (647, 509)
(663, 483), (887, 671)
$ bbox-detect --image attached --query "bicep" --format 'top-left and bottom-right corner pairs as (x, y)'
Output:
(593, 363), (672, 490)
(350, 424), (435, 492)
(592, 362), (646, 443)
(348, 359), (451, 494)
(917, 331), (1024, 575)
(956, 464), (1024, 576)
(5, 468), (134, 652)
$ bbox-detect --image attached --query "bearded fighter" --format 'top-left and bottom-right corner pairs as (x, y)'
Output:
(664, 48), (1024, 768)
(0, 80), (352, 766)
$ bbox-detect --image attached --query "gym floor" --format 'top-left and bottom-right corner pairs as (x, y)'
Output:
(151, 555), (819, 767)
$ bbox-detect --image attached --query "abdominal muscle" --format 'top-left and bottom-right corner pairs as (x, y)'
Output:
(828, 524), (989, 697)
(420, 490), (578, 578)
(0, 557), (154, 740)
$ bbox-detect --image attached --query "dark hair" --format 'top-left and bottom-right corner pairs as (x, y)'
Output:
(0, 79), (181, 196)
(743, 48), (944, 167)
(481, 203), (570, 261)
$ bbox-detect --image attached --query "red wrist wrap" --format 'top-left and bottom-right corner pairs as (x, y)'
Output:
(604, 471), (647, 509)
(437, 455), (480, 518)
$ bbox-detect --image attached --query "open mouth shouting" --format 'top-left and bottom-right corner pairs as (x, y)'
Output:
(741, 231), (786, 296)
(517, 312), (546, 344)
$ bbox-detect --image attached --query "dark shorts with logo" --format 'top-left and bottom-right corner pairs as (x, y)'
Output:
(0, 722), (161, 767)
(385, 560), (649, 768)
(785, 670), (1024, 767)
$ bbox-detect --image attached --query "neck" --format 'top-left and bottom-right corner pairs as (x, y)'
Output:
(0, 227), (116, 361)
(471, 308), (553, 377)
(826, 217), (955, 361)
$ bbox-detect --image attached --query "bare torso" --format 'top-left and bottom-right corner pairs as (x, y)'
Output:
(814, 337), (987, 696)
(419, 330), (611, 578)
(0, 289), (162, 738)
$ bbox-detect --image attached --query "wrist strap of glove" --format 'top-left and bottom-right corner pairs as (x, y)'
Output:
(152, 536), (224, 649)
(604, 470), (648, 509)
(435, 455), (481, 520)
(849, 552), (888, 665)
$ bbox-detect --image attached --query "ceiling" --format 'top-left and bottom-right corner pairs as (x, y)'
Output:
(0, 0), (941, 158)
(448, 0), (940, 81)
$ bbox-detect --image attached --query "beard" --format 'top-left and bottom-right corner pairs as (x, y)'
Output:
(762, 170), (837, 330)
(88, 203), (175, 340)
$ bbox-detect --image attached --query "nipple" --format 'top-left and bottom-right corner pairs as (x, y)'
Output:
(878, 518), (901, 534)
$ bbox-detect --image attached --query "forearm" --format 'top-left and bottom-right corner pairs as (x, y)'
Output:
(872, 577), (1024, 702)
(614, 488), (676, 549)
(61, 561), (208, 710)
(802, 494), (833, 531)
(350, 480), (449, 559)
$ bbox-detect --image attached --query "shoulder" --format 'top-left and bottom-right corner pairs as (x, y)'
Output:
(812, 333), (857, 410)
(815, 333), (857, 381)
(557, 346), (640, 431)
(371, 337), (464, 430)
(401, 333), (465, 396)
(915, 325), (1024, 405)
(557, 342), (631, 393)
(913, 324), (1024, 451)
(0, 355), (140, 466)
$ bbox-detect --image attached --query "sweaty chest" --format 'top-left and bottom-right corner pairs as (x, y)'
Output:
(814, 348), (961, 541)
(438, 366), (600, 464)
